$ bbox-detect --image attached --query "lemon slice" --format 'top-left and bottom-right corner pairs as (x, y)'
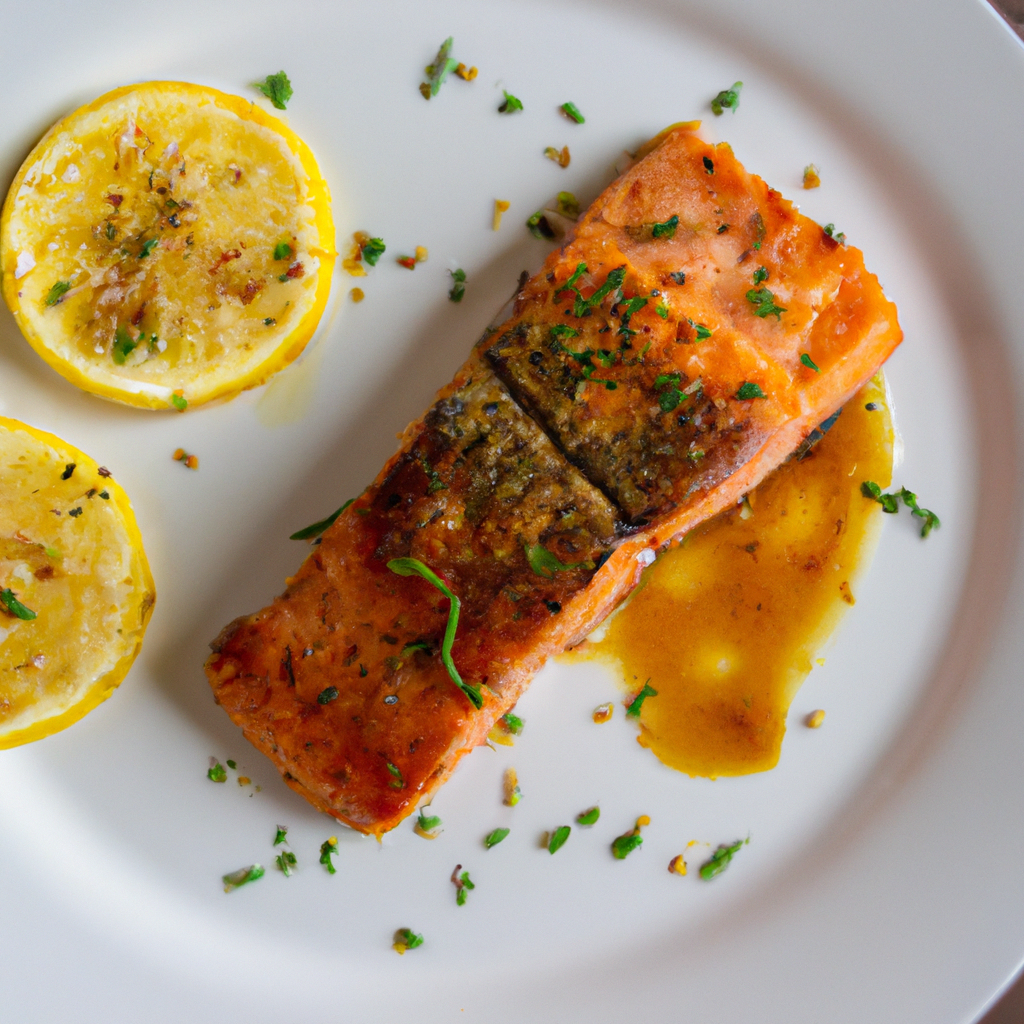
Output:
(0, 417), (154, 747)
(0, 81), (335, 410)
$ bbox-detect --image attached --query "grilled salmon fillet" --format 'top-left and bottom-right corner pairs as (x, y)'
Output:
(206, 123), (902, 835)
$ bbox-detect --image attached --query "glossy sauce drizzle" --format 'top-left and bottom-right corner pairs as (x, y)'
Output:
(579, 376), (894, 777)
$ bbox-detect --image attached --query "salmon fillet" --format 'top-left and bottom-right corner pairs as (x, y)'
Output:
(206, 123), (902, 835)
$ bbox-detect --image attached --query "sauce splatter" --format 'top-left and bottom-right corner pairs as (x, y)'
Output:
(580, 376), (893, 777)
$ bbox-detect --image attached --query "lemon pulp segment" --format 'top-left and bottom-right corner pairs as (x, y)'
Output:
(0, 417), (154, 747)
(0, 82), (336, 409)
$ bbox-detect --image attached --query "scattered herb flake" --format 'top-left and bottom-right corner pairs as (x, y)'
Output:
(560, 101), (585, 123)
(386, 761), (404, 789)
(670, 271), (686, 285)
(502, 712), (524, 735)
(626, 680), (658, 717)
(274, 826), (288, 846)
(703, 155), (715, 174)
(526, 210), (555, 239)
(361, 237), (386, 266)
(317, 685), (339, 705)
(548, 825), (571, 854)
(170, 391), (188, 411)
(418, 810), (442, 833)
(745, 286), (787, 319)
(449, 268), (466, 303)
(485, 827), (510, 849)
(44, 281), (71, 307)
(699, 838), (747, 880)
(290, 498), (355, 540)
(275, 851), (297, 876)
(499, 90), (524, 113)
(222, 864), (264, 892)
(735, 382), (766, 400)
(273, 241), (293, 261)
(453, 867), (475, 905)
(60, 463), (75, 480)
(320, 837), (339, 874)
(611, 817), (650, 860)
(393, 928), (423, 953)
(800, 352), (821, 372)
(688, 318), (712, 340)
(752, 266), (769, 285)
(387, 558), (481, 708)
(524, 542), (589, 579)
(257, 71), (293, 110)
(112, 325), (138, 365)
(652, 214), (679, 239)
(711, 81), (743, 115)
(577, 807), (600, 826)
(823, 223), (847, 245)
(861, 482), (940, 536)
(207, 761), (227, 783)
(420, 37), (459, 99)
(226, 759), (237, 770)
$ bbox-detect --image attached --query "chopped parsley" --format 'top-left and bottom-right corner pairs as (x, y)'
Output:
(548, 825), (571, 854)
(711, 81), (743, 115)
(454, 868), (475, 905)
(611, 817), (649, 859)
(699, 838), (747, 880)
(485, 827), (510, 849)
(44, 280), (71, 306)
(257, 71), (293, 110)
(387, 558), (482, 708)
(626, 680), (658, 717)
(449, 268), (466, 303)
(717, 223), (729, 234)
(670, 271), (686, 285)
(502, 712), (524, 735)
(651, 215), (679, 239)
(226, 760), (237, 770)
(655, 303), (669, 319)
(418, 810), (442, 832)
(290, 498), (354, 540)
(319, 837), (339, 874)
(735, 382), (766, 400)
(68, 507), (83, 518)
(393, 928), (424, 953)
(499, 90), (524, 113)
(524, 542), (589, 578)
(385, 761), (404, 789)
(207, 761), (227, 783)
(800, 353), (821, 372)
(275, 851), (297, 877)
(170, 392), (188, 411)
(560, 101), (585, 123)
(317, 685), (339, 705)
(576, 807), (600, 826)
(703, 155), (714, 174)
(361, 237), (386, 266)
(526, 210), (556, 240)
(222, 864), (264, 892)
(420, 37), (458, 99)
(402, 639), (433, 656)
(556, 264), (626, 318)
(556, 191), (580, 218)
(687, 318), (712, 341)
(656, 373), (684, 412)
(752, 266), (768, 285)
(274, 826), (288, 846)
(138, 237), (159, 259)
(112, 325), (138, 364)
(273, 241), (293, 261)
(823, 223), (847, 245)
(60, 463), (76, 480)
(861, 482), (940, 537)
(746, 287), (787, 319)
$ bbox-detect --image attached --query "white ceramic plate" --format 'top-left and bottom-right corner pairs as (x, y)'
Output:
(2, 1), (1023, 1020)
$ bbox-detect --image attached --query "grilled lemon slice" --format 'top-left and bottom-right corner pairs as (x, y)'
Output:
(0, 81), (335, 410)
(0, 417), (154, 747)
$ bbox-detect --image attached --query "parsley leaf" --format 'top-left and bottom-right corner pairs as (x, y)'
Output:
(257, 71), (293, 110)
(361, 237), (386, 266)
(670, 271), (686, 285)
(418, 810), (442, 832)
(485, 827), (510, 848)
(524, 542), (590, 579)
(499, 90), (524, 113)
(393, 928), (423, 952)
(222, 864), (264, 892)
(170, 392), (188, 411)
(138, 237), (159, 259)
(652, 215), (679, 239)
(699, 838), (746, 880)
(274, 826), (288, 846)
(449, 268), (466, 303)
(502, 712), (524, 735)
(319, 837), (339, 874)
(386, 761), (404, 789)
(800, 352), (821, 373)
(317, 685), (339, 705)
(577, 807), (600, 826)
(111, 325), (138, 365)
(455, 869), (475, 905)
(44, 281), (71, 307)
(735, 382), (766, 400)
(207, 761), (227, 783)
(275, 851), (297, 877)
(0, 588), (36, 621)
(752, 266), (768, 285)
(703, 155), (715, 174)
(560, 101), (585, 123)
(548, 825), (571, 854)
(823, 223), (847, 245)
(626, 680), (657, 717)
(387, 557), (482, 708)
(273, 241), (293, 261)
(420, 37), (459, 99)
(861, 482), (940, 536)
(290, 498), (354, 540)
(745, 287), (787, 319)
(687, 319), (712, 341)
(711, 81), (743, 115)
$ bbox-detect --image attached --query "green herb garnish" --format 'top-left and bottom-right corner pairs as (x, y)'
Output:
(746, 287), (787, 319)
(524, 542), (589, 579)
(499, 90), (524, 113)
(455, 869), (475, 905)
(273, 241), (293, 261)
(0, 587), (35, 621)
(402, 640), (433, 656)
(735, 382), (766, 400)
(703, 155), (714, 174)
(687, 318), (712, 341)
(548, 825), (571, 854)
(112, 325), (138, 365)
(418, 810), (442, 832)
(290, 498), (354, 540)
(361, 237), (386, 266)
(526, 210), (555, 239)
(449, 268), (466, 303)
(257, 71), (293, 110)
(576, 807), (600, 826)
(44, 281), (71, 307)
(386, 761), (404, 789)
(207, 761), (227, 783)
(317, 685), (339, 705)
(656, 372), (684, 412)
(861, 482), (940, 536)
(138, 237), (159, 259)
(502, 712), (524, 735)
(555, 262), (588, 298)
(485, 827), (510, 848)
(394, 928), (424, 952)
(226, 760), (236, 770)
(275, 850), (297, 876)
(319, 837), (339, 874)
(823, 223), (847, 245)
(387, 557), (482, 708)
(752, 266), (768, 285)
(560, 101), (585, 123)
(670, 271), (686, 285)
(699, 838), (747, 880)
(655, 303), (669, 319)
(274, 826), (288, 846)
(711, 81), (743, 115)
(800, 353), (820, 372)
(626, 680), (657, 717)
(222, 864), (265, 892)
(420, 37), (458, 99)
(170, 392), (188, 411)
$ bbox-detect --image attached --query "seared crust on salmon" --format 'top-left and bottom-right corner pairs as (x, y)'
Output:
(206, 124), (901, 835)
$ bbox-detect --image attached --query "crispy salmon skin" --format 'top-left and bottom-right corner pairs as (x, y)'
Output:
(206, 124), (901, 835)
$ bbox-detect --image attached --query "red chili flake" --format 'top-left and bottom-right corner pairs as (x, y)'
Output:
(106, 194), (123, 207)
(284, 261), (305, 279)
(397, 256), (417, 270)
